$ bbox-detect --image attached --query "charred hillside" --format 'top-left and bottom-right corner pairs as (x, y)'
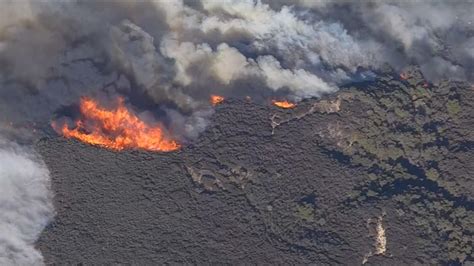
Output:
(36, 71), (474, 265)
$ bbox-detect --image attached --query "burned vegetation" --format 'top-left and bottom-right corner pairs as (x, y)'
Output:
(36, 69), (473, 264)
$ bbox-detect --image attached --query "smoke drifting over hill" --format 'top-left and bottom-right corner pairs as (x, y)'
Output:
(0, 0), (472, 264)
(0, 0), (473, 140)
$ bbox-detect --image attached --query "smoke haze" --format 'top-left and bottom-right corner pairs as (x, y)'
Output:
(1, 0), (472, 140)
(0, 0), (473, 263)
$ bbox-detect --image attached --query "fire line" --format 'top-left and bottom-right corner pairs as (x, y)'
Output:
(52, 97), (180, 152)
(272, 100), (296, 109)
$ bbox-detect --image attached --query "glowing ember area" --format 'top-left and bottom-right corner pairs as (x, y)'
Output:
(210, 95), (224, 106)
(52, 97), (180, 152)
(272, 100), (296, 109)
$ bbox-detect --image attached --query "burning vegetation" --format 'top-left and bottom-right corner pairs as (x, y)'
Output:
(52, 97), (180, 152)
(210, 95), (225, 106)
(272, 100), (296, 109)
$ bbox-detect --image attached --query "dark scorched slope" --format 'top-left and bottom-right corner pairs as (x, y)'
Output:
(36, 69), (474, 265)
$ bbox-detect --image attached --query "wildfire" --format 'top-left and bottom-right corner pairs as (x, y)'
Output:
(272, 100), (296, 109)
(52, 97), (180, 152)
(210, 95), (224, 106)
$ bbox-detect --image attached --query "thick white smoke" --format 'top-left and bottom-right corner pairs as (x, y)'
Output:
(1, 1), (473, 135)
(0, 137), (54, 265)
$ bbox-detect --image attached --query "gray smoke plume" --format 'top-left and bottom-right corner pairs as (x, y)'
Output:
(0, 0), (473, 262)
(1, 0), (473, 140)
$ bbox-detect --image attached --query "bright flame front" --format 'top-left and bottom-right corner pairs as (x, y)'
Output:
(52, 97), (180, 152)
(272, 100), (296, 109)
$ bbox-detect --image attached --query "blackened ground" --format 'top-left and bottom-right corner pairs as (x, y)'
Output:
(36, 70), (473, 264)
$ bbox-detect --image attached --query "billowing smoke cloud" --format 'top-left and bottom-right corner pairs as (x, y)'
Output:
(1, 0), (473, 140)
(0, 137), (54, 265)
(0, 0), (472, 262)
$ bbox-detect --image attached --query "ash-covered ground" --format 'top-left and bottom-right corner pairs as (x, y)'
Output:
(36, 70), (473, 265)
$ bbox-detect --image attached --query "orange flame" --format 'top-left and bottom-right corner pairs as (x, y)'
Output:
(210, 95), (224, 106)
(52, 97), (180, 152)
(400, 72), (410, 80)
(272, 100), (296, 109)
